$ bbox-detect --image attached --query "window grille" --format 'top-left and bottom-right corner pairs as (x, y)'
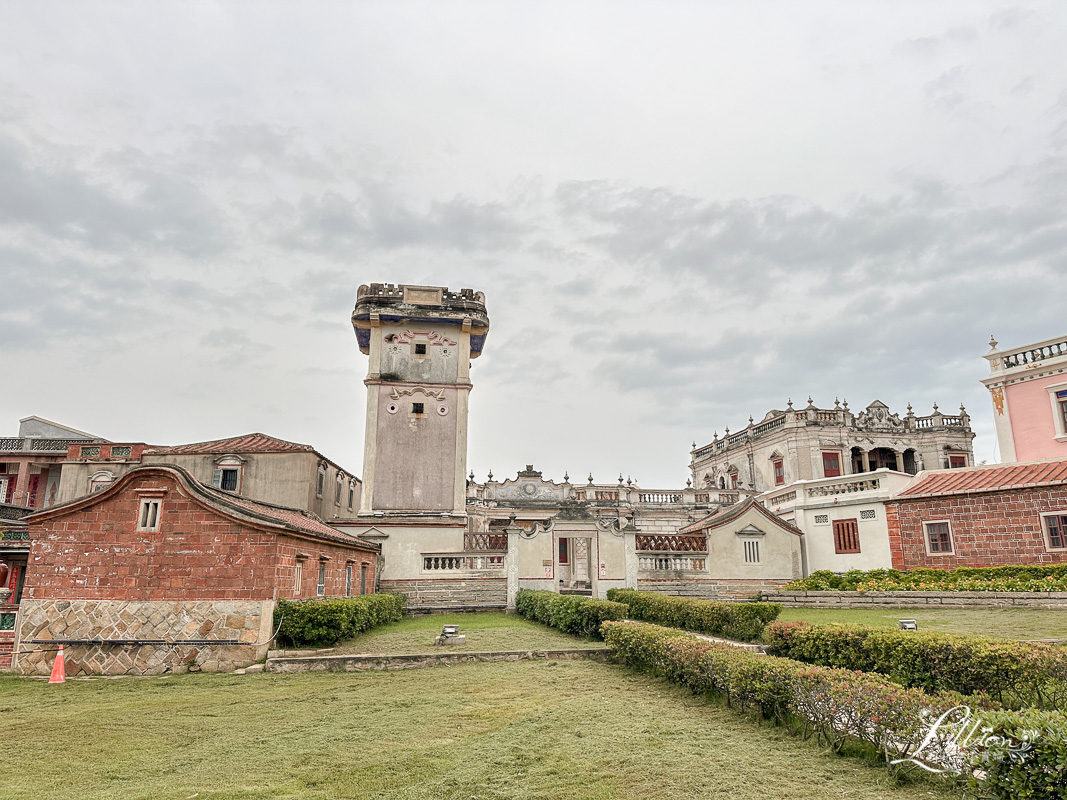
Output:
(833, 519), (860, 553)
(414, 343), (427, 355)
(412, 402), (425, 414)
(138, 499), (161, 531)
(743, 540), (760, 563)
(860, 509), (876, 520)
(814, 514), (829, 524)
(317, 562), (326, 596)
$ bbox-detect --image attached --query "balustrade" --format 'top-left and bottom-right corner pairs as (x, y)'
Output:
(806, 478), (880, 497)
(638, 492), (681, 504)
(423, 554), (504, 571)
(1001, 338), (1067, 368)
(766, 490), (797, 505)
(638, 555), (706, 571)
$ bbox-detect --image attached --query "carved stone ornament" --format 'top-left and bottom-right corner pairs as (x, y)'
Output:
(856, 400), (903, 432)
(390, 386), (446, 401)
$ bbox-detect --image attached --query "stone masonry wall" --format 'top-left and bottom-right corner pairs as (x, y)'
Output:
(380, 578), (507, 609)
(887, 486), (1067, 570)
(763, 590), (1067, 609)
(16, 598), (274, 675)
(637, 577), (790, 600)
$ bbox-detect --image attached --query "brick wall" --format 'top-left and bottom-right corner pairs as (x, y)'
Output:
(887, 486), (1067, 570)
(380, 578), (506, 609)
(26, 471), (377, 602)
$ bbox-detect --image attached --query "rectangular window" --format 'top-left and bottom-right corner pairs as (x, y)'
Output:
(412, 402), (425, 415)
(360, 564), (368, 595)
(558, 538), (569, 564)
(833, 518), (861, 554)
(414, 343), (427, 355)
(730, 472), (739, 489)
(813, 514), (829, 524)
(220, 468), (239, 492)
(860, 509), (876, 520)
(1059, 390), (1067, 430)
(345, 564), (353, 596)
(317, 562), (326, 596)
(773, 460), (784, 486)
(294, 561), (303, 593)
(743, 540), (760, 563)
(1045, 514), (1067, 549)
(822, 452), (841, 478)
(925, 521), (953, 554)
(949, 455), (967, 469)
(316, 471), (325, 497)
(335, 481), (342, 504)
(348, 487), (355, 509)
(137, 498), (161, 531)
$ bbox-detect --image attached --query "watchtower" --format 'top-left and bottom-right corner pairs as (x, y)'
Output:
(351, 283), (489, 517)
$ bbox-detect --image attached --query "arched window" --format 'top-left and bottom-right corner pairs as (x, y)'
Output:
(212, 455), (244, 493)
(89, 470), (116, 493)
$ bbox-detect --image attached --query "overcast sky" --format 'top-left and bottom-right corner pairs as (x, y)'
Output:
(3, 2), (1066, 488)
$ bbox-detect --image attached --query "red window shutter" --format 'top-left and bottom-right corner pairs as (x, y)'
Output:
(832, 519), (860, 553)
(822, 452), (841, 478)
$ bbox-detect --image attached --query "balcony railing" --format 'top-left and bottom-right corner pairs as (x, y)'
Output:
(1000, 338), (1067, 369)
(638, 492), (681, 504)
(0, 438), (102, 453)
(806, 478), (880, 497)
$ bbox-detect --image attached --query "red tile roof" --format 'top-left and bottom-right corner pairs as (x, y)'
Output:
(895, 458), (1067, 499)
(145, 433), (314, 455)
(218, 491), (373, 547)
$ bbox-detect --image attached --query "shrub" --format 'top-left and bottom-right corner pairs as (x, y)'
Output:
(966, 708), (1067, 800)
(514, 589), (627, 639)
(763, 621), (1067, 710)
(605, 589), (780, 642)
(602, 621), (1001, 764)
(782, 564), (1067, 592)
(274, 593), (405, 647)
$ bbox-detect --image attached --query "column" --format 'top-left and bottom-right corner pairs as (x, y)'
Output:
(894, 450), (905, 472)
(860, 450), (870, 473)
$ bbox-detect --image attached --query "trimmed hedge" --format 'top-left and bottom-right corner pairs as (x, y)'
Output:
(967, 708), (1067, 800)
(605, 589), (781, 642)
(784, 565), (1067, 592)
(274, 594), (405, 647)
(764, 621), (1067, 710)
(602, 621), (1000, 766)
(514, 589), (627, 639)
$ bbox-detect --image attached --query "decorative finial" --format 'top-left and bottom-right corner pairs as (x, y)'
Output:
(842, 398), (849, 410)
(626, 476), (632, 486)
(691, 441), (696, 449)
(834, 397), (841, 409)
(618, 473), (624, 485)
(686, 478), (692, 488)
(748, 416), (754, 426)
(932, 403), (939, 412)
(907, 402), (913, 414)
(588, 473), (594, 485)
(724, 426), (730, 436)
(989, 335), (998, 350)
(808, 395), (813, 405)
(960, 403), (967, 414)
(713, 431), (718, 441)
(469, 470), (475, 481)
(563, 471), (569, 482)
(487, 469), (493, 481)
(786, 398), (793, 410)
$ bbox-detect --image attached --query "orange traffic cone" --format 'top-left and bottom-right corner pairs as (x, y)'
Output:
(49, 645), (65, 684)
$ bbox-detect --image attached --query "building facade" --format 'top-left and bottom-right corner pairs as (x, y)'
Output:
(758, 468), (916, 574)
(885, 458), (1067, 571)
(982, 333), (1067, 463)
(690, 398), (975, 494)
(0, 416), (102, 510)
(16, 465), (379, 676)
(55, 433), (361, 521)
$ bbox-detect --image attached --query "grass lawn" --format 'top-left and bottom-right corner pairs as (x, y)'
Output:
(329, 613), (607, 655)
(777, 605), (1067, 640)
(0, 660), (949, 800)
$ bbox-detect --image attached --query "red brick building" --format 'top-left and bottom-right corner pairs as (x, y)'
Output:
(886, 458), (1067, 569)
(15, 464), (379, 675)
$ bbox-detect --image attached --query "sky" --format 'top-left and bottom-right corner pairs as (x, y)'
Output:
(2, 2), (1066, 488)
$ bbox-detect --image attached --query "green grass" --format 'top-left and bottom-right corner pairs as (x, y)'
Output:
(777, 606), (1067, 640)
(0, 660), (951, 800)
(329, 613), (607, 655)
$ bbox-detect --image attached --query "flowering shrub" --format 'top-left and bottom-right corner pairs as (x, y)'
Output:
(274, 593), (405, 646)
(764, 621), (1067, 710)
(605, 589), (781, 642)
(966, 708), (1067, 800)
(514, 589), (627, 639)
(784, 565), (1067, 592)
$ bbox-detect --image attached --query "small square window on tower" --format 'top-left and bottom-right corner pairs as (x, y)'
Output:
(414, 343), (427, 355)
(412, 402), (425, 415)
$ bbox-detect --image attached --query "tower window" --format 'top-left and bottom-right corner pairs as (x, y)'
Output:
(412, 402), (425, 415)
(414, 343), (427, 355)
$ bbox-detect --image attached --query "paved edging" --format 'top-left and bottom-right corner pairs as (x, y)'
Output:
(266, 647), (611, 673)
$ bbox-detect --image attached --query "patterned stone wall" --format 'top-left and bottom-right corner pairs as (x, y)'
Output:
(15, 598), (274, 675)
(380, 578), (507, 610)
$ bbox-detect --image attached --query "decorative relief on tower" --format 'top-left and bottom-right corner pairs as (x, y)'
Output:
(389, 386), (446, 401)
(990, 386), (1005, 415)
(388, 330), (458, 347)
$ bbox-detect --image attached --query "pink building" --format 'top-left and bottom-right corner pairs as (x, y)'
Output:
(982, 334), (1067, 462)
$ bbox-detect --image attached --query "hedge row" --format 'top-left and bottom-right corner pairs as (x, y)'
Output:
(274, 594), (405, 646)
(784, 565), (1067, 592)
(764, 621), (1067, 710)
(514, 589), (627, 639)
(603, 621), (1067, 798)
(605, 589), (780, 642)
